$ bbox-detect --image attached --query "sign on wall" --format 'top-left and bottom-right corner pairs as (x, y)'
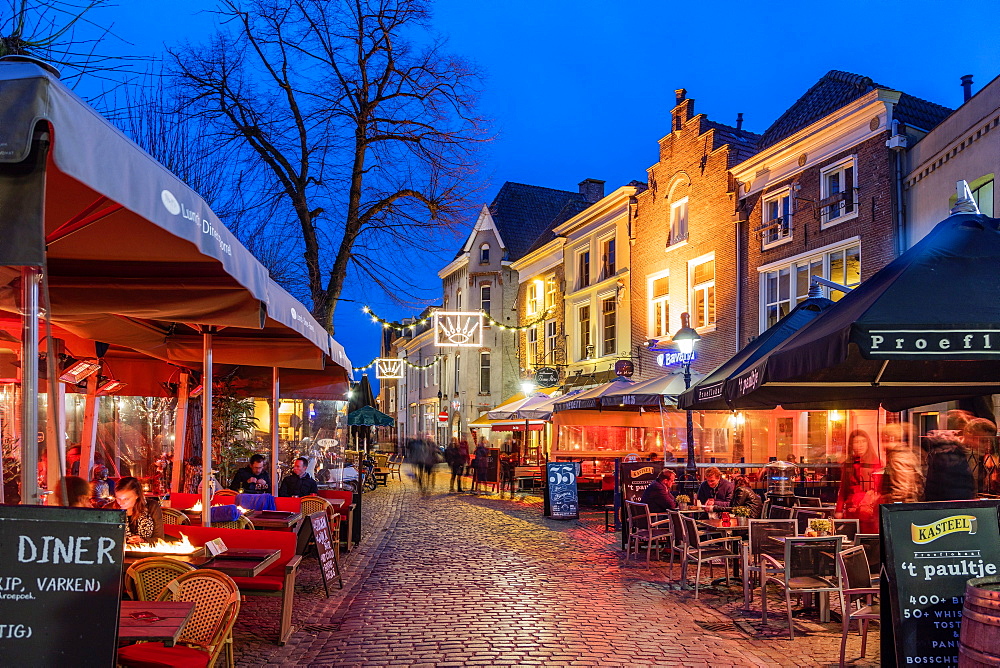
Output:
(534, 367), (559, 387)
(656, 351), (696, 368)
(433, 311), (483, 347)
(375, 358), (404, 379)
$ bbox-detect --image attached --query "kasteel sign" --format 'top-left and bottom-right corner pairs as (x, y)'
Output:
(859, 328), (1000, 359)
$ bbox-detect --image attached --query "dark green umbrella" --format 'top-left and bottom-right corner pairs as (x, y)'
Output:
(347, 405), (395, 426)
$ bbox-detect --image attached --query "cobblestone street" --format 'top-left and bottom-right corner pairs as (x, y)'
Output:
(233, 471), (880, 667)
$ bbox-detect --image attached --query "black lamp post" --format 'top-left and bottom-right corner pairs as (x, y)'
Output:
(672, 312), (701, 481)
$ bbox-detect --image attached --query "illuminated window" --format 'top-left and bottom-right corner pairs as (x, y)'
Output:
(526, 282), (539, 316)
(602, 297), (616, 356)
(670, 197), (689, 245)
(690, 256), (715, 329)
(759, 242), (861, 331)
(820, 158), (856, 226)
(579, 304), (592, 359)
(545, 275), (557, 309)
(762, 190), (792, 247)
(545, 319), (558, 361)
(973, 179), (994, 217)
(577, 250), (591, 289)
(527, 327), (539, 366)
(648, 272), (670, 337)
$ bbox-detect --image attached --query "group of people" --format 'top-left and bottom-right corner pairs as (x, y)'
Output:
(640, 466), (763, 518)
(405, 434), (492, 495)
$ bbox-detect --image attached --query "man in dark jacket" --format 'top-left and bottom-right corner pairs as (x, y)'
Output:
(696, 467), (735, 508)
(640, 468), (677, 513)
(278, 456), (319, 497)
(924, 435), (975, 501)
(228, 454), (271, 493)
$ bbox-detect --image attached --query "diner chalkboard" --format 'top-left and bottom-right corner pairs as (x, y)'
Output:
(0, 505), (126, 667)
(618, 462), (663, 550)
(546, 462), (579, 520)
(307, 511), (342, 596)
(484, 447), (501, 484)
(881, 500), (1000, 667)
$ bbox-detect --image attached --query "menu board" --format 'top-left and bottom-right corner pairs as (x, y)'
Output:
(484, 448), (501, 484)
(618, 462), (663, 550)
(546, 463), (579, 520)
(0, 505), (126, 667)
(307, 511), (342, 597)
(881, 500), (1000, 667)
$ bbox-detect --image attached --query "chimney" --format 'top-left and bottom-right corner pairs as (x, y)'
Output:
(961, 74), (974, 102)
(736, 113), (744, 131)
(672, 88), (694, 131)
(578, 178), (605, 204)
(675, 88), (687, 105)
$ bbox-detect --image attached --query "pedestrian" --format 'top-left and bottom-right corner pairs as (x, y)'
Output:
(639, 468), (677, 513)
(473, 438), (489, 493)
(835, 429), (882, 533)
(924, 432), (976, 502)
(458, 438), (470, 489)
(445, 437), (464, 493)
(962, 417), (998, 496)
(728, 475), (762, 518)
(880, 423), (923, 504)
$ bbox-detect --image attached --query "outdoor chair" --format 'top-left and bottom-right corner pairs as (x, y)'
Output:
(299, 494), (342, 558)
(666, 510), (689, 576)
(793, 495), (823, 508)
(162, 507), (191, 526)
(837, 545), (880, 667)
(681, 515), (741, 599)
(388, 458), (402, 482)
(741, 518), (796, 609)
(761, 535), (844, 639)
(117, 569), (240, 668)
(792, 506), (833, 534)
(124, 556), (196, 601)
(624, 500), (671, 565)
(768, 505), (794, 520)
(832, 518), (860, 542)
(211, 490), (239, 504)
(212, 515), (255, 530)
(854, 534), (881, 578)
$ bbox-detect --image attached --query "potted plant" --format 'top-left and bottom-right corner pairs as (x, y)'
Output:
(807, 518), (833, 537)
(730, 505), (753, 525)
(676, 494), (691, 511)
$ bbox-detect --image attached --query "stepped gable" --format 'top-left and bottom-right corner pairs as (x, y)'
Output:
(758, 70), (952, 151)
(702, 119), (761, 165)
(489, 182), (588, 261)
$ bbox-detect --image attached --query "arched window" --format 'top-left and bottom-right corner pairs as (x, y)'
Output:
(479, 243), (490, 264)
(456, 288), (463, 310)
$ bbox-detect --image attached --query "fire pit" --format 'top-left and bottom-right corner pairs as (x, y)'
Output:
(124, 534), (205, 558)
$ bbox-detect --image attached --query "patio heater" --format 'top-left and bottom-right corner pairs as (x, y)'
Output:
(671, 313), (701, 482)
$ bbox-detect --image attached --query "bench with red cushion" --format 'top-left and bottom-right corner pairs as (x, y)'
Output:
(273, 496), (302, 513)
(167, 492), (200, 510)
(316, 490), (356, 551)
(165, 524), (301, 644)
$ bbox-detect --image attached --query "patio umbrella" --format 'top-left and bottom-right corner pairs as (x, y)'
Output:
(676, 289), (834, 410)
(552, 377), (635, 412)
(601, 372), (703, 409)
(487, 393), (555, 420)
(723, 208), (1000, 410)
(347, 405), (395, 427)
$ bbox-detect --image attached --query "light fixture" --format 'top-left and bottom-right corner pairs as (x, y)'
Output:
(520, 380), (537, 395)
(96, 377), (127, 395)
(671, 313), (701, 354)
(829, 410), (843, 422)
(58, 357), (101, 383)
(189, 384), (204, 398)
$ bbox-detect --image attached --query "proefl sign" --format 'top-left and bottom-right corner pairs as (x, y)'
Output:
(860, 328), (1000, 359)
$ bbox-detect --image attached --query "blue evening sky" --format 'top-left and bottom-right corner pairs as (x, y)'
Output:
(84, 0), (1000, 393)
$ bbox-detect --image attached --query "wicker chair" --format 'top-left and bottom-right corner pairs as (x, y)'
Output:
(212, 515), (255, 530)
(124, 556), (197, 602)
(118, 569), (241, 668)
(161, 507), (191, 526)
(300, 495), (342, 558)
(212, 490), (239, 504)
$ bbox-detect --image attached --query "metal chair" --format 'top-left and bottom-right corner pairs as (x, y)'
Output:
(854, 533), (881, 578)
(681, 515), (741, 599)
(761, 535), (844, 639)
(741, 518), (796, 608)
(768, 505), (794, 520)
(124, 556), (197, 601)
(832, 518), (860, 542)
(666, 510), (688, 576)
(794, 495), (824, 508)
(212, 515), (255, 530)
(161, 507), (191, 526)
(624, 500), (671, 564)
(837, 545), (879, 667)
(118, 569), (241, 668)
(792, 506), (833, 534)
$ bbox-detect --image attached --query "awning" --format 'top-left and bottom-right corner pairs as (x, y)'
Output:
(600, 372), (702, 408)
(491, 422), (544, 432)
(487, 390), (560, 420)
(553, 378), (635, 412)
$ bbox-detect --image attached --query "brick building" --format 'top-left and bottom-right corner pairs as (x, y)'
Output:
(630, 89), (760, 380)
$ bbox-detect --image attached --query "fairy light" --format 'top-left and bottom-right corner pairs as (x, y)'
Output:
(361, 305), (553, 333)
(352, 355), (443, 373)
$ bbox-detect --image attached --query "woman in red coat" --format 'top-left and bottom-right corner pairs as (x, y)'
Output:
(835, 429), (882, 533)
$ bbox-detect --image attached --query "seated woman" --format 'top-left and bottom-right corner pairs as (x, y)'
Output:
(729, 475), (763, 518)
(55, 475), (93, 508)
(115, 476), (164, 545)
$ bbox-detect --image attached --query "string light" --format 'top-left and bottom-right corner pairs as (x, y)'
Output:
(352, 355), (443, 373)
(361, 305), (553, 332)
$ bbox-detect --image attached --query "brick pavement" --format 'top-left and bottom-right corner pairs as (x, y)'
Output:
(232, 469), (880, 667)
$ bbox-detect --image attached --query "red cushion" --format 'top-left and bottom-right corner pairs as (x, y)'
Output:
(230, 575), (283, 591)
(167, 493), (200, 510)
(117, 642), (209, 668)
(164, 525), (295, 572)
(273, 497), (302, 513)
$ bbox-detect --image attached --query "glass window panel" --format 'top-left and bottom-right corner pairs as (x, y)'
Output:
(830, 250), (845, 285)
(653, 277), (669, 298)
(707, 285), (715, 324)
(693, 259), (715, 285)
(778, 267), (790, 301)
(796, 263), (810, 303)
(846, 245), (860, 286)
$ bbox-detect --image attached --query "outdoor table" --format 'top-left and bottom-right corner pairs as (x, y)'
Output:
(123, 548), (281, 578)
(119, 601), (194, 647)
(248, 510), (303, 532)
(694, 518), (748, 586)
(764, 536), (845, 622)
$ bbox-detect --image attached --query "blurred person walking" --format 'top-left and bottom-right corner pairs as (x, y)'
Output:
(473, 438), (489, 494)
(962, 417), (999, 496)
(445, 437), (465, 493)
(881, 423), (923, 504)
(835, 429), (882, 533)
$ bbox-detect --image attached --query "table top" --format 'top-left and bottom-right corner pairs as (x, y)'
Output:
(697, 518), (750, 532)
(119, 600), (194, 647)
(124, 547), (282, 578)
(248, 510), (303, 531)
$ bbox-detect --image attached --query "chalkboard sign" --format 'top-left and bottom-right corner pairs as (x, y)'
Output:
(618, 462), (663, 550)
(546, 462), (579, 520)
(881, 500), (1000, 667)
(307, 511), (342, 596)
(484, 447), (501, 484)
(0, 505), (126, 667)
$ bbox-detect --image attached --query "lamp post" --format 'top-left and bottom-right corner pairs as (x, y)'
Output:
(672, 312), (701, 481)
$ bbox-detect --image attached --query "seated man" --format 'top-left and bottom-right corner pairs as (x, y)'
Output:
(640, 468), (677, 513)
(229, 453), (271, 494)
(278, 456), (319, 497)
(696, 466), (735, 508)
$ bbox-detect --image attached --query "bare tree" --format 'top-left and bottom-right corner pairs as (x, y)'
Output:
(166, 0), (489, 333)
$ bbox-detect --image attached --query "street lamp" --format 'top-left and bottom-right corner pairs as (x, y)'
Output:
(672, 312), (701, 481)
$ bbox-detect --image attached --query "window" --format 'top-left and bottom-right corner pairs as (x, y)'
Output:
(454, 353), (460, 391)
(579, 304), (592, 359)
(601, 237), (616, 279)
(762, 190), (792, 247)
(479, 352), (491, 394)
(973, 179), (995, 217)
(545, 276), (557, 310)
(423, 363), (428, 388)
(480, 284), (491, 316)
(545, 319), (558, 361)
(602, 297), (616, 356)
(690, 256), (716, 329)
(760, 242), (861, 330)
(577, 250), (591, 289)
(527, 327), (539, 366)
(820, 159), (856, 226)
(456, 288), (462, 310)
(526, 282), (540, 316)
(669, 197), (689, 245)
(389, 387), (396, 413)
(433, 357), (439, 385)
(648, 273), (670, 337)
(479, 243), (490, 264)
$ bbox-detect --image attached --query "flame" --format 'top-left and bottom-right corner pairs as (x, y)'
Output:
(186, 500), (250, 515)
(125, 534), (198, 554)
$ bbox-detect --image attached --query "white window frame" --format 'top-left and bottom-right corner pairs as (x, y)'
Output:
(599, 233), (616, 280)
(647, 270), (670, 338)
(601, 294), (616, 357)
(972, 177), (995, 217)
(479, 243), (490, 264)
(527, 327), (539, 367)
(389, 386), (396, 413)
(479, 352), (491, 394)
(544, 275), (557, 310)
(577, 303), (592, 360)
(669, 197), (689, 246)
(689, 252), (716, 331)
(820, 157), (857, 228)
(480, 283), (491, 316)
(544, 319), (558, 362)
(577, 248), (591, 290)
(455, 288), (462, 310)
(761, 188), (793, 249)
(526, 282), (540, 316)
(433, 357), (439, 385)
